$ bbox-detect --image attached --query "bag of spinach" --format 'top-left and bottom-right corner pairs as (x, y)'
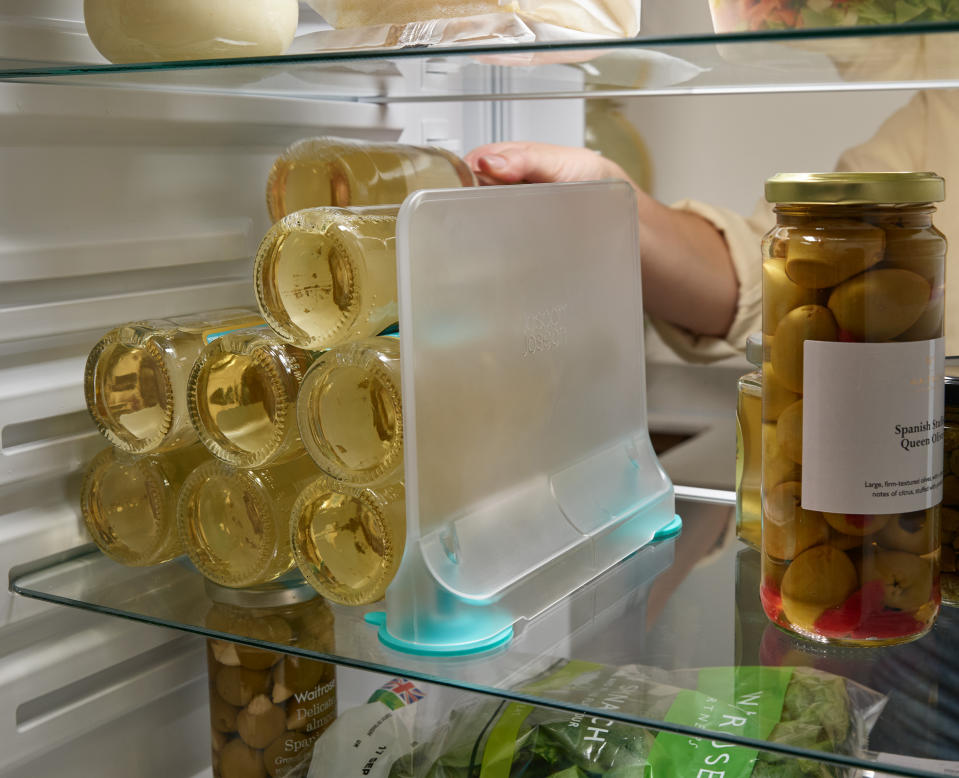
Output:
(389, 661), (886, 777)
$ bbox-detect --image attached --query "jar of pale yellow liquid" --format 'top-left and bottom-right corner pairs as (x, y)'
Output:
(291, 475), (405, 606)
(760, 172), (946, 645)
(81, 444), (209, 566)
(254, 206), (399, 351)
(266, 136), (476, 222)
(178, 455), (320, 588)
(204, 579), (336, 778)
(188, 326), (316, 469)
(297, 335), (402, 486)
(736, 333), (763, 550)
(84, 309), (265, 455)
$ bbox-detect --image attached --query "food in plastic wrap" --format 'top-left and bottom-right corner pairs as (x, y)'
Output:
(84, 0), (299, 64)
(388, 661), (886, 777)
(708, 0), (959, 33)
(303, 0), (641, 48)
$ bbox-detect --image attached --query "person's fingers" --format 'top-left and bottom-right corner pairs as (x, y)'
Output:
(465, 145), (543, 184)
(465, 142), (626, 186)
(468, 152), (519, 185)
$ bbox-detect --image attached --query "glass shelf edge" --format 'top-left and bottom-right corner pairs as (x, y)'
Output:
(1, 21), (958, 80)
(359, 79), (959, 103)
(6, 543), (950, 778)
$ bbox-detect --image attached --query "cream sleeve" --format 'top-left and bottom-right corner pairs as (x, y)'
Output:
(649, 91), (928, 364)
(648, 198), (772, 363)
(834, 91), (926, 173)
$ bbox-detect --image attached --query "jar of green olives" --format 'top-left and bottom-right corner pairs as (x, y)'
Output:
(942, 358), (959, 606)
(759, 172), (946, 646)
(736, 333), (764, 550)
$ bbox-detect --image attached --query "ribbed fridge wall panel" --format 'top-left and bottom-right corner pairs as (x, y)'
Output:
(0, 1), (101, 67)
(0, 677), (211, 778)
(0, 79), (407, 483)
(0, 611), (206, 773)
(0, 72), (411, 776)
(0, 500), (87, 625)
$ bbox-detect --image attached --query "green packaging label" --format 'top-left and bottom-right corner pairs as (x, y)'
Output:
(648, 667), (793, 776)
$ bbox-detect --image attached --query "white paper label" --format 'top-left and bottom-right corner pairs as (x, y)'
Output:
(801, 338), (945, 514)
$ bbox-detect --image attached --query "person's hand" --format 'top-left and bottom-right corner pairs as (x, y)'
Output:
(464, 141), (636, 188)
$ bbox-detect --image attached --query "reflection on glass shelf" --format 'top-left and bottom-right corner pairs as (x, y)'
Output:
(0, 25), (958, 99)
(11, 497), (959, 777)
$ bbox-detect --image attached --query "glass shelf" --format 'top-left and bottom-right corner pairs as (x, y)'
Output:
(1, 24), (959, 100)
(11, 496), (959, 777)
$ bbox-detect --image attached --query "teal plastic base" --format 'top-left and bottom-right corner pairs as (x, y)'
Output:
(367, 514), (682, 657)
(654, 514), (683, 541)
(364, 611), (514, 657)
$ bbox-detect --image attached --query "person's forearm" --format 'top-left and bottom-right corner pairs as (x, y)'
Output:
(634, 189), (739, 338)
(465, 142), (740, 338)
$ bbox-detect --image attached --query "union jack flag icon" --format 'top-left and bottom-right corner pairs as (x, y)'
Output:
(382, 677), (425, 705)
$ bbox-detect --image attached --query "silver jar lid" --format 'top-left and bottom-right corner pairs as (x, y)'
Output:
(204, 574), (318, 608)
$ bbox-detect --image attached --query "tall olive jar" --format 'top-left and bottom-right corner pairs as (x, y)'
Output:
(759, 172), (946, 645)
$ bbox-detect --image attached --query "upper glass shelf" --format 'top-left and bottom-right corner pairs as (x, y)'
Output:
(11, 496), (959, 778)
(1, 23), (959, 100)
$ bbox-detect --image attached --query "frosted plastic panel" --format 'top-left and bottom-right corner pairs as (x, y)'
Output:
(389, 181), (674, 649)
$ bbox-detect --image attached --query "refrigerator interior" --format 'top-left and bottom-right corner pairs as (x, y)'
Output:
(0, 3), (587, 776)
(0, 1), (927, 776)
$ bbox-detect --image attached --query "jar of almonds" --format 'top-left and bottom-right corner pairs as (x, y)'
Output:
(204, 579), (336, 778)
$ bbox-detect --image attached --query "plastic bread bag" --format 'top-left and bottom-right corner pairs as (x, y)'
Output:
(304, 0), (641, 41)
(387, 660), (887, 777)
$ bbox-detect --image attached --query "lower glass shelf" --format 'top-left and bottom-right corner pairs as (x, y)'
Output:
(10, 496), (959, 777)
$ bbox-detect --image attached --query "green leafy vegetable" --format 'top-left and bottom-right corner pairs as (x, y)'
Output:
(391, 664), (880, 777)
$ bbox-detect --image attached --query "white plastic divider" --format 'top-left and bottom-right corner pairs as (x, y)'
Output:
(385, 181), (675, 655)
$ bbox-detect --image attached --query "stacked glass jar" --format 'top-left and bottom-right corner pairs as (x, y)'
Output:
(759, 172), (946, 646)
(82, 136), (475, 598)
(81, 307), (267, 568)
(250, 135), (476, 606)
(79, 137), (478, 778)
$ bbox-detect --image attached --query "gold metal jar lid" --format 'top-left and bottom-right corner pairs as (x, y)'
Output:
(765, 172), (944, 205)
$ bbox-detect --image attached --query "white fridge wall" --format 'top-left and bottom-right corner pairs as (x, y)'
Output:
(0, 55), (478, 778)
(0, 2), (588, 773)
(0, 15), (587, 775)
(623, 89), (915, 218)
